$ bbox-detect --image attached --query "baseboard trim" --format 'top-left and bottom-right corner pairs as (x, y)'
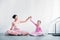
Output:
(48, 33), (60, 36)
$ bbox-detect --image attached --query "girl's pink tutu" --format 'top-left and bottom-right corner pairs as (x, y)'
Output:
(30, 27), (43, 36)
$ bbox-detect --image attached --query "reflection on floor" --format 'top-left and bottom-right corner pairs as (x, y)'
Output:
(0, 33), (60, 40)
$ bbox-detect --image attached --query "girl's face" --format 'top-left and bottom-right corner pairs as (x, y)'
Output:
(37, 20), (41, 25)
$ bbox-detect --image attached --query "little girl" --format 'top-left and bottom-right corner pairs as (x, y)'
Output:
(30, 16), (43, 36)
(6, 14), (31, 36)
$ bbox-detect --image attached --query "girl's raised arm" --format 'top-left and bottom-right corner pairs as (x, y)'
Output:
(30, 19), (37, 26)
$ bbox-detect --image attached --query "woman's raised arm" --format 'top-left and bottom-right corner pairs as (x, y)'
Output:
(20, 16), (31, 23)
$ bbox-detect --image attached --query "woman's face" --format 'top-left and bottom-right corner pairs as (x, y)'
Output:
(15, 16), (18, 20)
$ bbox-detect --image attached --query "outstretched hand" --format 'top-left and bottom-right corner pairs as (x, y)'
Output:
(28, 16), (32, 19)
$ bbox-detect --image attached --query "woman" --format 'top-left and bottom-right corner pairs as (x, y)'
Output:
(7, 14), (31, 36)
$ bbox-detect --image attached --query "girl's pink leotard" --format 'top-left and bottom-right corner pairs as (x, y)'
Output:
(35, 25), (42, 33)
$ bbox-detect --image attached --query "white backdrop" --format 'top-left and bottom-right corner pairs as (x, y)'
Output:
(0, 0), (60, 33)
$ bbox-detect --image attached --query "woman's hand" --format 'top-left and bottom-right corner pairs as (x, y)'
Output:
(10, 28), (12, 30)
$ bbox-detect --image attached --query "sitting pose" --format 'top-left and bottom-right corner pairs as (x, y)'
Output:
(30, 16), (43, 36)
(6, 14), (31, 36)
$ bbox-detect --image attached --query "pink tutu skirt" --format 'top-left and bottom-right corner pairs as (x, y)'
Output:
(30, 27), (43, 36)
(6, 28), (21, 36)
(6, 28), (29, 36)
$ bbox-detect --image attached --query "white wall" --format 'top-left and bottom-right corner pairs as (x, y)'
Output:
(0, 0), (60, 33)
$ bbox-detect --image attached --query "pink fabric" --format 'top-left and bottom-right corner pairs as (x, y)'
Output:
(7, 28), (21, 35)
(30, 20), (42, 34)
(35, 26), (42, 33)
